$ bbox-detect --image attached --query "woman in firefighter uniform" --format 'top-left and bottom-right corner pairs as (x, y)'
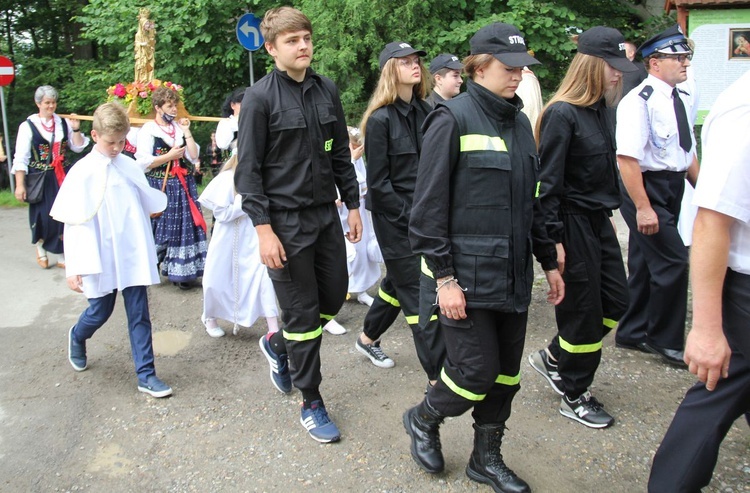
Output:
(528, 26), (634, 429)
(355, 41), (445, 384)
(405, 23), (563, 493)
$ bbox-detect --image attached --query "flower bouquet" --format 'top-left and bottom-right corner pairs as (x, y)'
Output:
(106, 79), (184, 118)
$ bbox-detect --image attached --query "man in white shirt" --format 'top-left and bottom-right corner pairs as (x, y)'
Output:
(615, 25), (699, 367)
(648, 69), (750, 493)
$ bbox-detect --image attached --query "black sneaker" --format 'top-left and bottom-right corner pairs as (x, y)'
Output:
(559, 391), (614, 429)
(528, 350), (563, 395)
(355, 338), (394, 368)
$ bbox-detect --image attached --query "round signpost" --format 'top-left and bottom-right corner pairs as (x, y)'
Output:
(236, 13), (265, 85)
(0, 56), (14, 86)
(0, 55), (14, 192)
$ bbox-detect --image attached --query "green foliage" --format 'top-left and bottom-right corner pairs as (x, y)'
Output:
(0, 0), (655, 175)
(0, 189), (27, 208)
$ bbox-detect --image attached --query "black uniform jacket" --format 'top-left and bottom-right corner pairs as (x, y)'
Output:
(537, 100), (621, 243)
(235, 68), (359, 226)
(364, 96), (431, 259)
(410, 79), (557, 311)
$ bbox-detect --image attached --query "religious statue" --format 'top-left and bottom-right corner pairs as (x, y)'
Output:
(134, 8), (156, 83)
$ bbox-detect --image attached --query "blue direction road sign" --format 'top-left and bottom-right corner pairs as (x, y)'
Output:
(236, 13), (264, 52)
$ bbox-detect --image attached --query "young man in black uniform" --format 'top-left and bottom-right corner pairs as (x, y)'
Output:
(234, 6), (362, 443)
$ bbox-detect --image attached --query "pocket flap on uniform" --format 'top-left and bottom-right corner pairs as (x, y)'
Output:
(388, 135), (417, 156)
(451, 235), (509, 257)
(316, 103), (338, 124)
(465, 152), (511, 171)
(269, 107), (306, 131)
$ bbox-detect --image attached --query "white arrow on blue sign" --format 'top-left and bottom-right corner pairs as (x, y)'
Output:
(236, 13), (264, 52)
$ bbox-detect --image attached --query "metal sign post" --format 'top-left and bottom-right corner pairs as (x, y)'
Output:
(236, 13), (264, 86)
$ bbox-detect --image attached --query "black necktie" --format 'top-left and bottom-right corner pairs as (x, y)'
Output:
(672, 88), (691, 153)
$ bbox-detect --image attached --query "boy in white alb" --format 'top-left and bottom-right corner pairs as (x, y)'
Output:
(51, 102), (172, 398)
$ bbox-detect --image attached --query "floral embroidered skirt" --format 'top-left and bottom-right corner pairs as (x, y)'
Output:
(147, 174), (207, 282)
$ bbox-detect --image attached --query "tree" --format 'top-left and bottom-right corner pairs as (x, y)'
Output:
(0, 0), (662, 176)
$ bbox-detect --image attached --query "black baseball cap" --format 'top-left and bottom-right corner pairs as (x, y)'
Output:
(429, 54), (464, 74)
(639, 24), (691, 57)
(379, 41), (427, 70)
(577, 26), (638, 73)
(469, 23), (540, 67)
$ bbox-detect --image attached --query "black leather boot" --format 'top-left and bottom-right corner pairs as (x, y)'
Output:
(402, 399), (445, 473)
(465, 423), (531, 493)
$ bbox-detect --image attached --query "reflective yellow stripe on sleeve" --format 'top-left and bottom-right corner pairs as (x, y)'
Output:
(440, 368), (486, 401)
(603, 318), (618, 330)
(405, 315), (419, 325)
(378, 288), (400, 307)
(283, 326), (323, 342)
(430, 314), (438, 322)
(558, 335), (602, 354)
(535, 181), (541, 198)
(421, 257), (434, 279)
(495, 372), (521, 386)
(460, 134), (508, 152)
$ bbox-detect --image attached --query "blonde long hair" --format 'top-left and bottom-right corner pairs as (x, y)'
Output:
(360, 57), (431, 138)
(535, 53), (622, 142)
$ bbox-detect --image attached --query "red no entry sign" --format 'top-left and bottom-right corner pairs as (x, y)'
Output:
(0, 56), (15, 86)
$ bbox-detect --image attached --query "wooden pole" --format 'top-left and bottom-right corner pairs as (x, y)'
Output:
(57, 113), (221, 123)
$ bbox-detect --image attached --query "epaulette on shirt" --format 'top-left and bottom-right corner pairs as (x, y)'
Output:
(639, 86), (654, 101)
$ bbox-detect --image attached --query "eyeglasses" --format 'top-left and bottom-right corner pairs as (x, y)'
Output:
(656, 53), (693, 63)
(398, 57), (421, 68)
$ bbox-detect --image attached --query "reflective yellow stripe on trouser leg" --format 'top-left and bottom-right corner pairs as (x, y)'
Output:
(603, 318), (618, 330)
(283, 326), (323, 342)
(440, 368), (486, 401)
(378, 288), (400, 307)
(495, 372), (521, 386)
(558, 335), (602, 354)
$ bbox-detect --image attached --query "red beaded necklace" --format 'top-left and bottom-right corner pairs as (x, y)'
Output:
(157, 121), (176, 140)
(39, 116), (55, 135)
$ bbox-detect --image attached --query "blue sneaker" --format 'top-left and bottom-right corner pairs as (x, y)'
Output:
(300, 401), (341, 443)
(259, 335), (292, 393)
(137, 375), (173, 398)
(68, 326), (87, 372)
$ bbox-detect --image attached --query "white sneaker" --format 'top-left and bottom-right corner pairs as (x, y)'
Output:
(323, 319), (347, 335)
(204, 318), (225, 338)
(356, 292), (374, 307)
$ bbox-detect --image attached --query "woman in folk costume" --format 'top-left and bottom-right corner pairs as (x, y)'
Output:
(215, 88), (244, 158)
(199, 155), (279, 338)
(12, 85), (89, 268)
(135, 86), (207, 290)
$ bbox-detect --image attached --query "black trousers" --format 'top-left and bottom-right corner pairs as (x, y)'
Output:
(548, 210), (629, 398)
(649, 269), (750, 492)
(618, 171), (689, 350)
(267, 205), (348, 392)
(362, 255), (445, 380)
(428, 308), (527, 425)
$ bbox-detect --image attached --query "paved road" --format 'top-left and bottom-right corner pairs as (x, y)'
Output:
(0, 206), (747, 492)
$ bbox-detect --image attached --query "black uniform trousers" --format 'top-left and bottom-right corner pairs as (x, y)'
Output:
(267, 204), (348, 392)
(362, 254), (445, 380)
(548, 209), (629, 398)
(618, 171), (689, 350)
(428, 309), (527, 425)
(648, 269), (750, 492)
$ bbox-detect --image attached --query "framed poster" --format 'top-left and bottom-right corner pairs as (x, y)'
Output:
(729, 28), (750, 58)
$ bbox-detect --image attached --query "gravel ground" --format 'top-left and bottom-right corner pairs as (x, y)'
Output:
(0, 207), (747, 493)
